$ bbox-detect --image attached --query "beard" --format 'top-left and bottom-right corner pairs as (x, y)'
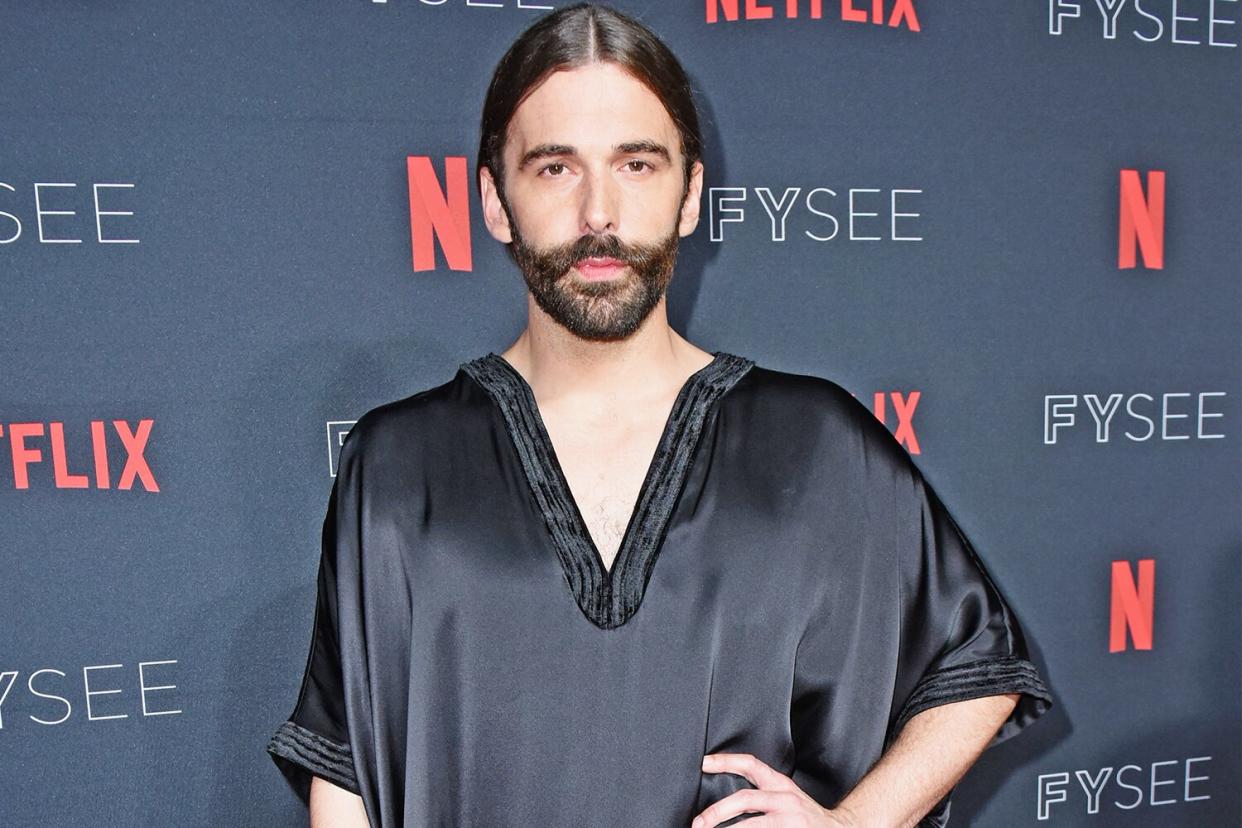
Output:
(509, 222), (680, 342)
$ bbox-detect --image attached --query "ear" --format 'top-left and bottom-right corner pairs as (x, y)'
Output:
(677, 160), (705, 238)
(479, 166), (514, 244)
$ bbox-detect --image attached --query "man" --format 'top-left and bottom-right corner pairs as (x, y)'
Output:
(267, 4), (1051, 826)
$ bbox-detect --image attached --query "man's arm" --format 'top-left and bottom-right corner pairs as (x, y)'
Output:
(309, 776), (369, 828)
(831, 693), (1020, 827)
(695, 692), (1024, 827)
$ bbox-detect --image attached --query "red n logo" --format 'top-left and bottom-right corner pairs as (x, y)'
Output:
(1118, 169), (1165, 270)
(1109, 558), (1155, 652)
(706, 0), (740, 22)
(407, 156), (473, 273)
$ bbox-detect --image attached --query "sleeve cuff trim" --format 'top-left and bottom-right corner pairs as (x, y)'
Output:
(895, 655), (1053, 733)
(266, 720), (360, 796)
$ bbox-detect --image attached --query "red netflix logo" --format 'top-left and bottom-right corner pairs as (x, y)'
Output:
(854, 390), (921, 454)
(1, 419), (159, 492)
(1110, 558), (1154, 652)
(1118, 169), (1165, 270)
(408, 156), (472, 273)
(707, 0), (921, 31)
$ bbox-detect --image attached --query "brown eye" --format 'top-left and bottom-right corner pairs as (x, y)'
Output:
(543, 162), (566, 176)
(626, 160), (649, 173)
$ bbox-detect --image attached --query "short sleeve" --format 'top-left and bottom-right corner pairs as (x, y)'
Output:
(889, 462), (1053, 748)
(265, 466), (361, 801)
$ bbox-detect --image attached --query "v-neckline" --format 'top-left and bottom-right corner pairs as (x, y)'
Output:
(461, 351), (755, 629)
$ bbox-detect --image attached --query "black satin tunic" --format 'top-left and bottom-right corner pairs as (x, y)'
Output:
(267, 352), (1051, 827)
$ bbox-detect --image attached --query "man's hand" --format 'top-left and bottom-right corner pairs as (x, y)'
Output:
(693, 694), (1021, 827)
(692, 753), (858, 828)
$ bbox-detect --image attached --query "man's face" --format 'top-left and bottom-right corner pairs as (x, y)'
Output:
(480, 62), (704, 341)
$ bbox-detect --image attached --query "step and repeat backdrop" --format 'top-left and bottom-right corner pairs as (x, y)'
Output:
(2, 1), (1238, 825)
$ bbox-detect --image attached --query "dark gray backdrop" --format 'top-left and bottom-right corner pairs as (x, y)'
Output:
(2, 1), (1239, 825)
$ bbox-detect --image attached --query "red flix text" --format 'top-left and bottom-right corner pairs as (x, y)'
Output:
(1, 419), (159, 492)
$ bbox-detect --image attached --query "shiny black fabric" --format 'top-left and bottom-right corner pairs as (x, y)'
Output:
(267, 352), (1051, 827)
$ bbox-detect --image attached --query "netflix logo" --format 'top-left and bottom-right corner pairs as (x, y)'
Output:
(707, 0), (922, 31)
(1110, 558), (1155, 652)
(1, 419), (159, 492)
(854, 390), (922, 454)
(408, 156), (472, 273)
(1119, 169), (1165, 270)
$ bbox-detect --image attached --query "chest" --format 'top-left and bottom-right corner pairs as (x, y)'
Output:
(540, 411), (669, 573)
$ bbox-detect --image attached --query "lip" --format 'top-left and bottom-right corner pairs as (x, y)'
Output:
(574, 257), (627, 281)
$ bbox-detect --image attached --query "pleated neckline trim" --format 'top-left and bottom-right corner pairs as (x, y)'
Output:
(461, 351), (755, 629)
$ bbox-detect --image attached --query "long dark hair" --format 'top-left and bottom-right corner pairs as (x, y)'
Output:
(477, 3), (703, 198)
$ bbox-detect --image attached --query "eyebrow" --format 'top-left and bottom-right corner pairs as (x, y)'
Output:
(616, 140), (671, 162)
(516, 140), (672, 170)
(517, 144), (576, 170)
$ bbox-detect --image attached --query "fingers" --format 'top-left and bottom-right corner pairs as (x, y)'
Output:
(696, 754), (827, 827)
(701, 752), (798, 792)
(691, 788), (800, 828)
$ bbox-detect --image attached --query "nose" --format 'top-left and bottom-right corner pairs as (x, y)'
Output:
(579, 167), (619, 236)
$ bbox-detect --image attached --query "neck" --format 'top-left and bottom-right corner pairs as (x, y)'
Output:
(499, 295), (713, 409)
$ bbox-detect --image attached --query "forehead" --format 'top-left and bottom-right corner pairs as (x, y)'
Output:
(504, 62), (681, 157)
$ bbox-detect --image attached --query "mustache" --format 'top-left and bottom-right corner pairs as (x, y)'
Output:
(566, 234), (629, 262)
(521, 233), (667, 277)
